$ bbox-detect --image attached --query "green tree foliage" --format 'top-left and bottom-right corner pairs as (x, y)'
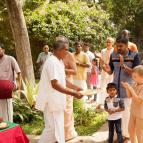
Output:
(0, 1), (14, 54)
(23, 0), (46, 11)
(0, 0), (117, 62)
(99, 0), (143, 48)
(26, 1), (117, 53)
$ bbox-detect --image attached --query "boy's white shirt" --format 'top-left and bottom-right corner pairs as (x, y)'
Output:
(36, 55), (66, 112)
(107, 95), (123, 121)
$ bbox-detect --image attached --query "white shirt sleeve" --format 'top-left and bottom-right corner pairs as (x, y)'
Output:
(36, 53), (42, 63)
(47, 60), (59, 81)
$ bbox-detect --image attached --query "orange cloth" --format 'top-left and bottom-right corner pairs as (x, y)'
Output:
(114, 42), (138, 52)
(64, 77), (77, 141)
(63, 53), (77, 141)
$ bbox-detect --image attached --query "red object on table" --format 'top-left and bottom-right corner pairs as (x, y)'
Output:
(0, 117), (3, 123)
(0, 126), (29, 143)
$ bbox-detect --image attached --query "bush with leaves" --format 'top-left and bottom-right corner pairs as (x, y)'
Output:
(13, 97), (42, 123)
(25, 1), (117, 62)
(73, 98), (107, 126)
(13, 81), (41, 123)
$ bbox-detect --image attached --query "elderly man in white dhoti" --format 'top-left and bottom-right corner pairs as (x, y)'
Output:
(56, 36), (78, 141)
(36, 41), (83, 143)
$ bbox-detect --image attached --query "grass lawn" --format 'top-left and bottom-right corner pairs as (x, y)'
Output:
(21, 119), (44, 135)
(21, 110), (107, 136)
(76, 111), (107, 135)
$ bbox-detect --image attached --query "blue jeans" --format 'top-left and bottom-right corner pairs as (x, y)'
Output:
(108, 119), (123, 143)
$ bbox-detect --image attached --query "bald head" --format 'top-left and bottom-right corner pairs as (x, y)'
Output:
(121, 29), (130, 39)
(56, 35), (69, 44)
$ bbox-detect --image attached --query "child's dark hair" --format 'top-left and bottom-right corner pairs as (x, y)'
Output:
(92, 58), (98, 66)
(106, 83), (118, 91)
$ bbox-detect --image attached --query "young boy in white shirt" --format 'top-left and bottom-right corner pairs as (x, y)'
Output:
(104, 83), (125, 143)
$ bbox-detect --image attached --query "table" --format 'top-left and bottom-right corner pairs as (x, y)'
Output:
(0, 121), (29, 143)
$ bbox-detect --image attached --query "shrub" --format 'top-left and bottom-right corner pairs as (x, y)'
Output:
(13, 97), (42, 123)
(25, 1), (117, 63)
(73, 98), (107, 126)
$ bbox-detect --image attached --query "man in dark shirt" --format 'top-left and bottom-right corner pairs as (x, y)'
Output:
(102, 36), (140, 141)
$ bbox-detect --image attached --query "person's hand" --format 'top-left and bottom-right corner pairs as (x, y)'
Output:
(73, 91), (83, 99)
(76, 60), (82, 66)
(108, 109), (113, 114)
(119, 55), (124, 66)
(121, 81), (130, 89)
(76, 87), (83, 91)
(103, 64), (111, 73)
(110, 109), (116, 114)
(108, 109), (116, 114)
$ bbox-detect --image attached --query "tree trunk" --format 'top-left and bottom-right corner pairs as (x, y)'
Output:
(5, 0), (35, 83)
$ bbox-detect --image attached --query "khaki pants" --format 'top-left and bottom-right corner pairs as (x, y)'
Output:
(0, 99), (13, 122)
(129, 114), (143, 143)
(64, 95), (77, 141)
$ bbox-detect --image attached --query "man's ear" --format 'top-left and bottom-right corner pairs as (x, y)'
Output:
(3, 49), (5, 53)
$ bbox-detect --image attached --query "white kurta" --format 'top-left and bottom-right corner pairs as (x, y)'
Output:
(0, 55), (21, 122)
(36, 55), (66, 143)
(36, 52), (52, 74)
(100, 48), (114, 88)
(97, 48), (113, 105)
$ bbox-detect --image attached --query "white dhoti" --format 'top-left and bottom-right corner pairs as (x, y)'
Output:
(64, 77), (77, 141)
(122, 98), (131, 138)
(100, 71), (113, 89)
(0, 99), (13, 122)
(39, 104), (65, 143)
(64, 95), (77, 141)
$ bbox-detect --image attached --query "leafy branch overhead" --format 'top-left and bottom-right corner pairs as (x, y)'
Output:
(26, 1), (117, 51)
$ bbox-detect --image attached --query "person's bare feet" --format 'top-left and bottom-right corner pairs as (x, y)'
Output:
(123, 137), (131, 143)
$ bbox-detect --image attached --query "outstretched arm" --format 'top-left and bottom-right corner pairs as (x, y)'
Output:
(51, 79), (83, 99)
